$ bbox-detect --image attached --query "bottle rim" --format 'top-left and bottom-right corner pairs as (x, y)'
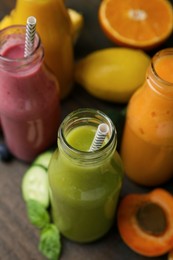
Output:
(151, 48), (173, 87)
(0, 25), (43, 70)
(58, 108), (117, 164)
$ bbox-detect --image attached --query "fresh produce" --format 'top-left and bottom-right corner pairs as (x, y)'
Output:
(22, 165), (50, 208)
(26, 199), (50, 229)
(33, 150), (53, 169)
(21, 150), (61, 260)
(99, 0), (173, 50)
(39, 224), (61, 260)
(75, 47), (150, 103)
(68, 8), (84, 43)
(0, 143), (13, 162)
(117, 188), (173, 257)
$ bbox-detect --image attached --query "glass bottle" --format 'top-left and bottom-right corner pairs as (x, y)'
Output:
(0, 25), (60, 162)
(121, 48), (173, 186)
(48, 108), (124, 243)
(0, 0), (74, 99)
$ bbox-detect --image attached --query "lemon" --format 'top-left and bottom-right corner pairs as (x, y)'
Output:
(68, 8), (84, 43)
(75, 48), (150, 103)
(0, 10), (14, 29)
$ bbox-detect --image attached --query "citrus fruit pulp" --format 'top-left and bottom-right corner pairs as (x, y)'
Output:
(99, 0), (173, 50)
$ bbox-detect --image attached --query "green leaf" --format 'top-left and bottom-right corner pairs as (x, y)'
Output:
(26, 199), (50, 229)
(39, 224), (61, 260)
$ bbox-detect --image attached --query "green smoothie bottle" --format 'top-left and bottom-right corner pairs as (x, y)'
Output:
(48, 108), (124, 243)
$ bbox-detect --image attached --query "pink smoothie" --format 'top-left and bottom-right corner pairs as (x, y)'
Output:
(0, 39), (60, 162)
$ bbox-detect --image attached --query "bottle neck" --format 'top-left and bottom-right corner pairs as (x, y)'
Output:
(0, 25), (44, 72)
(58, 108), (117, 166)
(147, 48), (173, 98)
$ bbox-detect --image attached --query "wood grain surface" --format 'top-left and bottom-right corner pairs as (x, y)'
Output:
(0, 0), (173, 259)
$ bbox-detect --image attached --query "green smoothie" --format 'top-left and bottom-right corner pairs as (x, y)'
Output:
(48, 124), (123, 242)
(67, 125), (97, 151)
(66, 125), (108, 151)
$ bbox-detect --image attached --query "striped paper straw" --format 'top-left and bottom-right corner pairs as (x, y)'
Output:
(24, 16), (37, 57)
(89, 123), (109, 151)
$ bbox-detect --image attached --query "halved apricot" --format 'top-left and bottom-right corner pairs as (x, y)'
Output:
(117, 188), (173, 257)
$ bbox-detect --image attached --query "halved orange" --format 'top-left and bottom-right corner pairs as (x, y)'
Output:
(99, 0), (173, 50)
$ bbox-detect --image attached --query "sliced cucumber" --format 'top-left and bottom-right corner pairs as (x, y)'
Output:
(33, 150), (53, 169)
(22, 165), (49, 208)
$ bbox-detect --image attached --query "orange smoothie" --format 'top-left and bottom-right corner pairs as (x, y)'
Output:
(155, 55), (173, 83)
(121, 49), (173, 186)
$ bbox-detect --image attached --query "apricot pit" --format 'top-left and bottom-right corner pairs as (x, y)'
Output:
(136, 202), (167, 236)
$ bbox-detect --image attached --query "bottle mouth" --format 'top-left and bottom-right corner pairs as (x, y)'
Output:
(58, 108), (117, 164)
(0, 25), (43, 70)
(151, 48), (173, 87)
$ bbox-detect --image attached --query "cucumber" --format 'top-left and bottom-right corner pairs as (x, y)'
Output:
(33, 150), (53, 169)
(22, 165), (49, 208)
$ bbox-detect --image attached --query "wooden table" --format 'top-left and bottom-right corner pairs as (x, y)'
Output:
(0, 1), (173, 259)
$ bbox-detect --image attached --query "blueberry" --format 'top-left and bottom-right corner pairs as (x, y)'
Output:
(0, 143), (13, 161)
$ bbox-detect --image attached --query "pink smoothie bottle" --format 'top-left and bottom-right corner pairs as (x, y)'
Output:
(0, 25), (60, 162)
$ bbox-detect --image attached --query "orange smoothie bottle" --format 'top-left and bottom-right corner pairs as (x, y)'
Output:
(121, 48), (173, 186)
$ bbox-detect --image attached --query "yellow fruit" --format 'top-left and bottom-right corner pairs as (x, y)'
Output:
(68, 8), (84, 43)
(75, 48), (150, 103)
(0, 10), (14, 29)
(0, 8), (83, 44)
